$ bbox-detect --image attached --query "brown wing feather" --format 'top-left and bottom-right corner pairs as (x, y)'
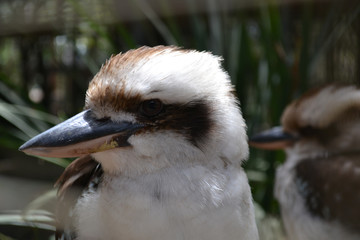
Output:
(295, 153), (360, 234)
(55, 155), (103, 240)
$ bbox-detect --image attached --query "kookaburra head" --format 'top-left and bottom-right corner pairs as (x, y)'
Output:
(250, 84), (360, 240)
(20, 46), (258, 240)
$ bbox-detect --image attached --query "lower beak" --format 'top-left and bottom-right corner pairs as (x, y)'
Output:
(19, 110), (144, 158)
(249, 126), (297, 150)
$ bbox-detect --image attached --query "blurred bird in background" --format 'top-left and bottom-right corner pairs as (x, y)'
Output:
(20, 46), (258, 240)
(250, 84), (360, 240)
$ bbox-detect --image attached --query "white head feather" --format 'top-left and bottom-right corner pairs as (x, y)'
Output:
(85, 46), (248, 175)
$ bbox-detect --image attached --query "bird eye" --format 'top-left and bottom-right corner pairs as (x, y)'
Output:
(140, 99), (163, 117)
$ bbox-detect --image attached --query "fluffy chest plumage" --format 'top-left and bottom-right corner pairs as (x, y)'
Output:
(74, 166), (257, 240)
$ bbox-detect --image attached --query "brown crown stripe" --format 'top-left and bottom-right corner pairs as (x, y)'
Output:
(93, 45), (187, 79)
(86, 46), (190, 112)
(281, 84), (360, 133)
(295, 154), (360, 234)
(86, 84), (144, 113)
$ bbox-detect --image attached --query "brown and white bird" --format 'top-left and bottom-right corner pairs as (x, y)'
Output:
(250, 84), (360, 240)
(19, 46), (258, 240)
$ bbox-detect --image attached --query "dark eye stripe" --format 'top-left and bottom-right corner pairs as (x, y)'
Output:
(87, 89), (214, 147)
(136, 100), (214, 147)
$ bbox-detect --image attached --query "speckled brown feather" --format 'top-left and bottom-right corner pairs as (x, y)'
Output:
(295, 153), (360, 234)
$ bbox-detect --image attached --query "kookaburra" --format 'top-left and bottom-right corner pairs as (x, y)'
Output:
(19, 46), (258, 240)
(250, 84), (360, 240)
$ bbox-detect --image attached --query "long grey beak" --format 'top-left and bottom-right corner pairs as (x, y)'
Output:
(19, 110), (144, 158)
(249, 126), (298, 150)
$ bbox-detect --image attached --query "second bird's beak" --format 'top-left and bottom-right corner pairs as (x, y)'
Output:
(19, 110), (144, 158)
(249, 126), (298, 150)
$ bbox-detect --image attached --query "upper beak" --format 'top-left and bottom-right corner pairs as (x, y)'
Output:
(249, 126), (298, 150)
(19, 110), (144, 158)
